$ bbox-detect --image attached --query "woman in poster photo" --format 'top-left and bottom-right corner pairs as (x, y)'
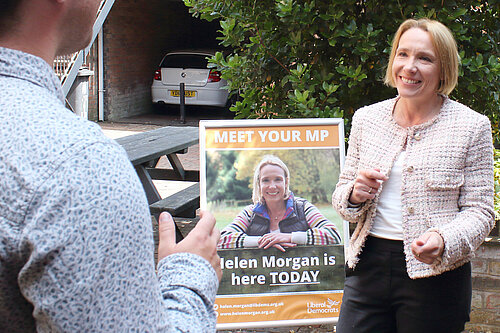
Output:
(332, 19), (494, 332)
(218, 155), (341, 251)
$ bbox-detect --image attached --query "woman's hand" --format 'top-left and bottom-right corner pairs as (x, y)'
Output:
(349, 169), (388, 204)
(411, 231), (444, 265)
(258, 233), (296, 252)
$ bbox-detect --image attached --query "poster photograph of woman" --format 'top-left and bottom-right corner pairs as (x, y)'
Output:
(212, 152), (342, 250)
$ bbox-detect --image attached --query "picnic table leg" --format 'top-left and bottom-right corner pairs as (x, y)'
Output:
(153, 213), (184, 243)
(146, 158), (160, 168)
(135, 164), (162, 205)
(135, 164), (185, 243)
(166, 153), (186, 180)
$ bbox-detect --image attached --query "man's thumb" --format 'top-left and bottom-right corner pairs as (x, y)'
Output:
(158, 212), (176, 260)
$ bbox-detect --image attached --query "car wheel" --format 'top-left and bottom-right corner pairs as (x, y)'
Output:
(153, 103), (179, 115)
(152, 102), (167, 114)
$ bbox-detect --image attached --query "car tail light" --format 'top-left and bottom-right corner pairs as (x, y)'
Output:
(208, 69), (221, 82)
(154, 68), (161, 81)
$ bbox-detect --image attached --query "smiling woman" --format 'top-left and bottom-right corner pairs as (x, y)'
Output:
(332, 18), (495, 333)
(392, 28), (440, 111)
(218, 155), (341, 251)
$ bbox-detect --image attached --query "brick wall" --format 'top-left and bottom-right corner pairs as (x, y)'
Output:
(85, 43), (99, 121)
(102, 0), (220, 121)
(466, 237), (500, 333)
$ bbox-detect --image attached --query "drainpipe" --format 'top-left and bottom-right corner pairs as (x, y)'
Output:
(98, 28), (104, 121)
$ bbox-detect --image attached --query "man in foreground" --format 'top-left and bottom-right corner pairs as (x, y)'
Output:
(0, 0), (221, 331)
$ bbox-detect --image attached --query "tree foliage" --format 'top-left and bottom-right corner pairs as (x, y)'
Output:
(184, 0), (499, 143)
(206, 151), (252, 202)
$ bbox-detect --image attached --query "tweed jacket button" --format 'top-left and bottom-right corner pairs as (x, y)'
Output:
(407, 166), (414, 172)
(414, 133), (421, 141)
(407, 207), (415, 214)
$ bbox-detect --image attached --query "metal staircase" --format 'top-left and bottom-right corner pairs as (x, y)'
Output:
(53, 0), (115, 96)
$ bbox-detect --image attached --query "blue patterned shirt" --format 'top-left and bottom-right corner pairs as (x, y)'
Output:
(0, 47), (218, 332)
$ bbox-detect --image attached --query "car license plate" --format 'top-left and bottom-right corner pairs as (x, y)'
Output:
(170, 90), (196, 97)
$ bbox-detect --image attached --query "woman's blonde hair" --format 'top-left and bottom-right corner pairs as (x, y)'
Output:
(252, 155), (291, 204)
(384, 18), (459, 96)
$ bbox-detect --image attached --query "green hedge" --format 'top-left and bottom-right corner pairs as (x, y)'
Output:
(184, 0), (499, 143)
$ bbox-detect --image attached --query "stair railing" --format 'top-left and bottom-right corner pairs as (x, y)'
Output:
(53, 0), (115, 96)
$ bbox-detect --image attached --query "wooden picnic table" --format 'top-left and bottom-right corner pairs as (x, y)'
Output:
(116, 126), (201, 243)
(116, 126), (199, 206)
(116, 126), (200, 241)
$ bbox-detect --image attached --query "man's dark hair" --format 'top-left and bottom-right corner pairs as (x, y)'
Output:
(0, 0), (23, 36)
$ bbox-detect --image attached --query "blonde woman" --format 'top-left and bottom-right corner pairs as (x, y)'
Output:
(332, 19), (494, 332)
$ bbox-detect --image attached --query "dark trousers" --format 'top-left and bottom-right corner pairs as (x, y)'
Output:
(337, 236), (471, 333)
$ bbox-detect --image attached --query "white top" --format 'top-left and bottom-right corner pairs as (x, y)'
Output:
(370, 151), (406, 240)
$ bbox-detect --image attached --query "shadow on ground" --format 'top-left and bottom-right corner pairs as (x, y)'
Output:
(110, 105), (235, 127)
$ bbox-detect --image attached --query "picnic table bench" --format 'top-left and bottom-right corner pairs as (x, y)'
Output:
(149, 182), (200, 218)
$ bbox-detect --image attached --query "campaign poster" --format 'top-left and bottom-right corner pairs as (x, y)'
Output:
(199, 119), (347, 329)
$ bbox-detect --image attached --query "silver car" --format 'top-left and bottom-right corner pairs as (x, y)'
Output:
(151, 50), (230, 108)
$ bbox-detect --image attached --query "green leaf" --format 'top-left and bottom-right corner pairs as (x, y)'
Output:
(488, 55), (498, 67)
(475, 53), (484, 66)
(248, 35), (260, 44)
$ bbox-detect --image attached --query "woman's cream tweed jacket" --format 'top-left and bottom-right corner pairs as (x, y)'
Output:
(332, 96), (495, 279)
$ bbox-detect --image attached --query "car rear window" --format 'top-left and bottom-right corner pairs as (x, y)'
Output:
(160, 54), (211, 69)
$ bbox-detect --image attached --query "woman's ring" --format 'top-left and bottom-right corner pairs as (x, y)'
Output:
(368, 188), (372, 194)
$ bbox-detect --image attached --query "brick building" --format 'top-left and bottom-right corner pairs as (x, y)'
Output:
(81, 0), (220, 121)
